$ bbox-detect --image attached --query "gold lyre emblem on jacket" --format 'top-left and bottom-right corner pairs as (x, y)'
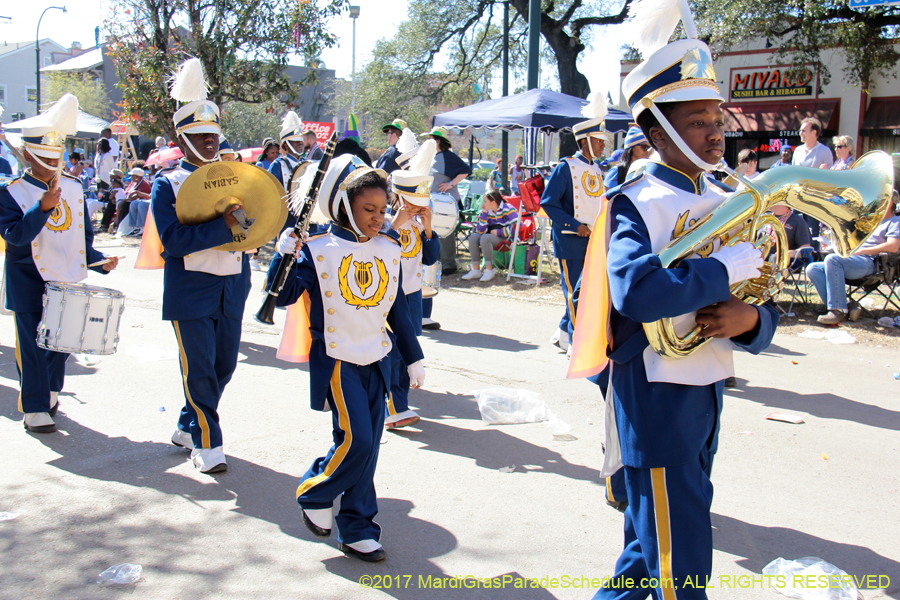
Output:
(339, 255), (389, 309)
(399, 227), (422, 258)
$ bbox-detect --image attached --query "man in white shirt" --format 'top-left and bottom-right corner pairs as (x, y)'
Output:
(791, 117), (834, 249)
(791, 118), (833, 169)
(100, 128), (120, 158)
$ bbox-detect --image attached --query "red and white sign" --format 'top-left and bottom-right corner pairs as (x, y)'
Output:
(302, 121), (335, 148)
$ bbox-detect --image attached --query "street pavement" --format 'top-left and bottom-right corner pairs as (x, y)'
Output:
(0, 240), (897, 600)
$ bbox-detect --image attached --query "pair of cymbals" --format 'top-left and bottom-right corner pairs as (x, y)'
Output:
(175, 161), (289, 251)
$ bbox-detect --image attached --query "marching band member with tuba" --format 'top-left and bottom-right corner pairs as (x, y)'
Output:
(573, 2), (780, 597)
(152, 58), (249, 474)
(269, 155), (425, 562)
(0, 93), (118, 434)
(384, 141), (440, 429)
(540, 92), (611, 352)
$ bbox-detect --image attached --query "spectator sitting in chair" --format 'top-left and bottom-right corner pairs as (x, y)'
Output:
(461, 190), (518, 282)
(806, 191), (900, 325)
(771, 203), (812, 265)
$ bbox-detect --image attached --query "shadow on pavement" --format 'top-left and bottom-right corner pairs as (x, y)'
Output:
(390, 389), (602, 485)
(758, 343), (805, 357)
(238, 340), (309, 372)
(728, 382), (900, 432)
(422, 329), (538, 352)
(713, 513), (900, 599)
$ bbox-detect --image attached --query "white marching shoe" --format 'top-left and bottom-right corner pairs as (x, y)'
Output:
(49, 391), (59, 417)
(461, 269), (482, 280)
(479, 269), (496, 282)
(302, 508), (333, 538)
(171, 429), (194, 450)
(385, 409), (420, 429)
(550, 328), (570, 352)
(191, 447), (227, 473)
(24, 412), (56, 433)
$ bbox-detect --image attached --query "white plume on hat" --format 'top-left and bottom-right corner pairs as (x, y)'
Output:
(37, 93), (80, 138)
(280, 111), (303, 139)
(408, 139), (437, 177)
(169, 58), (209, 103)
(581, 91), (608, 121)
(397, 127), (419, 155)
(628, 0), (698, 57)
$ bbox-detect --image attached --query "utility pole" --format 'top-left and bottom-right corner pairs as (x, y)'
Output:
(526, 0), (540, 90)
(349, 6), (360, 114)
(501, 0), (510, 192)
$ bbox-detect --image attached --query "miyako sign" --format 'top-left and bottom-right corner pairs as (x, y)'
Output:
(730, 65), (815, 100)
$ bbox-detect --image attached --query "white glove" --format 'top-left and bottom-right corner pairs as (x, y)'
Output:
(407, 360), (425, 389)
(276, 228), (299, 256)
(711, 242), (764, 286)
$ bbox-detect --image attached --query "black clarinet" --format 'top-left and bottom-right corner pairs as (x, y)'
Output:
(255, 132), (339, 325)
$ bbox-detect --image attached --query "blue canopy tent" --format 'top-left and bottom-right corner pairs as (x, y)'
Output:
(432, 88), (632, 133)
(432, 88), (632, 169)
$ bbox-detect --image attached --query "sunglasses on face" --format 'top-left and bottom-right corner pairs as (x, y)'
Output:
(638, 144), (652, 152)
(835, 145), (846, 149)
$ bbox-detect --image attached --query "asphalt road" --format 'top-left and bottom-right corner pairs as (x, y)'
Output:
(0, 241), (897, 600)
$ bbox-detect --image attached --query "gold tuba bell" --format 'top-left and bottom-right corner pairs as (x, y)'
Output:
(645, 151), (895, 359)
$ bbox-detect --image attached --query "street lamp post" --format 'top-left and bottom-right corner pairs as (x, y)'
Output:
(35, 5), (67, 115)
(349, 5), (360, 114)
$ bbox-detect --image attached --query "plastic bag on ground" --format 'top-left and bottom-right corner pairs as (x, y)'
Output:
(474, 388), (551, 425)
(762, 557), (857, 600)
(97, 563), (142, 586)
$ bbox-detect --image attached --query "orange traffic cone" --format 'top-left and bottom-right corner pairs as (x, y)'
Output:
(134, 208), (165, 270)
(276, 292), (313, 363)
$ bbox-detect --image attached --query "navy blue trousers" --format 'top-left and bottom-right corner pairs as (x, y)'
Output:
(172, 308), (241, 449)
(593, 446), (715, 600)
(14, 311), (67, 413)
(387, 290), (422, 416)
(558, 258), (584, 343)
(297, 360), (386, 545)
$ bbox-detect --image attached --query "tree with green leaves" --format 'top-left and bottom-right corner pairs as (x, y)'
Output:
(220, 101), (286, 149)
(105, 0), (345, 139)
(44, 71), (111, 119)
(694, 0), (900, 92)
(358, 0), (633, 105)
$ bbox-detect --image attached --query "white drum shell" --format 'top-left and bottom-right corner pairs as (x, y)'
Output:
(37, 282), (126, 355)
(422, 263), (440, 298)
(430, 193), (460, 239)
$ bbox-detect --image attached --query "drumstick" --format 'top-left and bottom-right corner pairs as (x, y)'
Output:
(88, 256), (125, 268)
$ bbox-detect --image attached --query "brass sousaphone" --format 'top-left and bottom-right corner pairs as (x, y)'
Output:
(646, 151), (895, 358)
(176, 161), (288, 251)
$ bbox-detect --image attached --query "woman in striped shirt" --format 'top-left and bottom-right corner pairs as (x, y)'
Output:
(461, 190), (519, 282)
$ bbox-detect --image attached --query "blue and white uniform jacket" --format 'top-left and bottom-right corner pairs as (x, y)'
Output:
(0, 172), (107, 311)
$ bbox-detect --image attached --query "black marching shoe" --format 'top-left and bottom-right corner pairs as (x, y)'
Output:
(302, 510), (331, 538)
(339, 543), (386, 562)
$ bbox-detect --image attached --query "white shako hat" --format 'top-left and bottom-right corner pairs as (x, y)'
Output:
(170, 58), (221, 136)
(395, 126), (420, 170)
(621, 0), (725, 172)
(391, 139), (437, 207)
(321, 154), (388, 236)
(21, 93), (79, 167)
(218, 135), (237, 157)
(170, 58), (221, 163)
(280, 111), (304, 143)
(572, 92), (610, 143)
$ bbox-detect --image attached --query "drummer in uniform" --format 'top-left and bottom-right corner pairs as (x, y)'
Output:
(384, 164), (439, 429)
(151, 58), (250, 474)
(540, 93), (610, 351)
(0, 93), (118, 433)
(376, 119), (407, 174)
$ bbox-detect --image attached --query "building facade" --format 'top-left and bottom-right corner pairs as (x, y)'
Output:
(0, 39), (76, 120)
(619, 39), (900, 169)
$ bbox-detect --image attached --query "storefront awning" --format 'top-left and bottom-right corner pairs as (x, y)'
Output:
(859, 98), (900, 135)
(722, 100), (839, 139)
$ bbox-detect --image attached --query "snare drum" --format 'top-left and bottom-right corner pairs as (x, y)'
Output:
(37, 282), (126, 355)
(421, 262), (440, 298)
(430, 193), (460, 238)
